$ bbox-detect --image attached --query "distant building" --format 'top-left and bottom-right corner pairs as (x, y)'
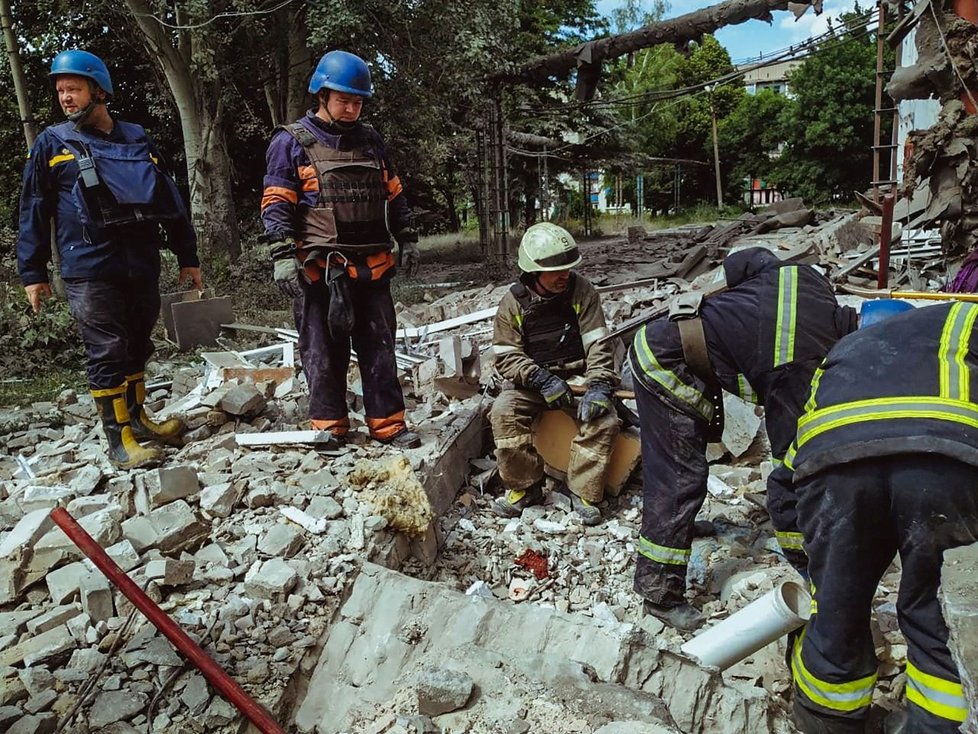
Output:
(738, 59), (804, 96)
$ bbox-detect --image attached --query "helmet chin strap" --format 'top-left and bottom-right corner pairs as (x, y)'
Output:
(319, 92), (360, 131)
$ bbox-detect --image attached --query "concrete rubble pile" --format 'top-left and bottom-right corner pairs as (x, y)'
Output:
(1, 201), (977, 733)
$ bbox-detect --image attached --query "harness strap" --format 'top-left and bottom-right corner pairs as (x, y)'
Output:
(676, 317), (725, 441)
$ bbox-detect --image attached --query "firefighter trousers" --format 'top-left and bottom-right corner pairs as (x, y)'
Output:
(293, 277), (406, 441)
(489, 387), (619, 503)
(633, 376), (709, 607)
(793, 455), (978, 733)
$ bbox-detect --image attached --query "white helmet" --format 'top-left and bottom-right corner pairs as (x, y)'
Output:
(517, 222), (582, 273)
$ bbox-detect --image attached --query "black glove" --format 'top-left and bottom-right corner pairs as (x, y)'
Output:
(395, 228), (420, 277)
(527, 367), (574, 409)
(578, 380), (613, 422)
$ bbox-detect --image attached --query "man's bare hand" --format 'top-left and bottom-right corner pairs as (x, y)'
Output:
(25, 283), (52, 314)
(178, 266), (203, 290)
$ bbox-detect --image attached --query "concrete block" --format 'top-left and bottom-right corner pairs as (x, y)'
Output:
(7, 713), (57, 734)
(80, 573), (114, 624)
(0, 508), (55, 558)
(81, 539), (140, 574)
(66, 493), (113, 520)
(88, 690), (149, 729)
(26, 604), (83, 635)
(199, 482), (237, 518)
(438, 336), (464, 377)
(46, 561), (89, 604)
(135, 466), (199, 514)
(0, 624), (75, 667)
(421, 409), (485, 518)
(122, 500), (207, 555)
(15, 485), (74, 514)
(244, 558), (298, 600)
(415, 667), (473, 715)
(531, 411), (640, 497)
(34, 507), (121, 555)
(258, 524), (304, 558)
(219, 383), (266, 418)
(145, 559), (195, 586)
(160, 289), (209, 340)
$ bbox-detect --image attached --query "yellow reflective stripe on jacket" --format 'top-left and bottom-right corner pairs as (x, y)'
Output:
(737, 374), (757, 404)
(804, 366), (824, 413)
(776, 530), (804, 551)
(792, 629), (876, 712)
(939, 302), (978, 402)
(513, 312), (524, 329)
(638, 536), (690, 566)
(906, 661), (968, 722)
(796, 396), (978, 449)
(783, 442), (797, 470)
(633, 329), (713, 421)
(49, 152), (75, 167)
(572, 302), (582, 315)
(774, 266), (799, 367)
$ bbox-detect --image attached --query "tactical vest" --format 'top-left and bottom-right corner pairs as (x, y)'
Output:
(512, 276), (585, 369)
(48, 121), (187, 231)
(281, 122), (392, 251)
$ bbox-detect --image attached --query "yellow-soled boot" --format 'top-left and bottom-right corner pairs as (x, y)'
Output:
(92, 385), (163, 470)
(126, 372), (186, 446)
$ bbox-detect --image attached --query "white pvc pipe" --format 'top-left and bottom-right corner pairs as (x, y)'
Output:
(680, 580), (811, 671)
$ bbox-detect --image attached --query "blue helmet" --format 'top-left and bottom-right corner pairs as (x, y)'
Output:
(860, 299), (914, 328)
(308, 51), (373, 98)
(50, 50), (114, 97)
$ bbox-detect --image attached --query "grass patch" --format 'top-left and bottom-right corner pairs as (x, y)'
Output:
(0, 369), (85, 408)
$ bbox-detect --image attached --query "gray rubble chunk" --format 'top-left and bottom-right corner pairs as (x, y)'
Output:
(46, 561), (90, 604)
(0, 707), (21, 731)
(0, 624), (75, 667)
(88, 690), (149, 729)
(145, 558), (195, 586)
(415, 667), (473, 716)
(180, 672), (211, 715)
(199, 482), (237, 518)
(244, 558), (298, 599)
(8, 712), (57, 734)
(122, 500), (207, 554)
(593, 723), (678, 734)
(0, 508), (54, 558)
(135, 465), (199, 513)
(257, 524), (304, 558)
(219, 383), (266, 417)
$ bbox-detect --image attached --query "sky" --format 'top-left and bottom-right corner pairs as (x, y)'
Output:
(595, 0), (861, 64)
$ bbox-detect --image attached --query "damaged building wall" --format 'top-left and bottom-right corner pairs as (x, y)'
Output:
(888, 0), (978, 255)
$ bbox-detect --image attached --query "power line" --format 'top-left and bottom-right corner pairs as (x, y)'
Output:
(135, 0), (303, 31)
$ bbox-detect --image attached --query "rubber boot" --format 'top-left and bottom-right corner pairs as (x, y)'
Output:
(126, 372), (186, 446)
(492, 481), (544, 518)
(377, 427), (422, 449)
(93, 385), (164, 470)
(792, 697), (867, 734)
(643, 600), (706, 632)
(556, 483), (601, 526)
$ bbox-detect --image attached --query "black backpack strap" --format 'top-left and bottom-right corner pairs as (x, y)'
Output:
(277, 122), (318, 149)
(510, 282), (532, 310)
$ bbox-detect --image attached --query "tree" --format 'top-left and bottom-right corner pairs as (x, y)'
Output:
(774, 7), (882, 203)
(718, 88), (790, 202)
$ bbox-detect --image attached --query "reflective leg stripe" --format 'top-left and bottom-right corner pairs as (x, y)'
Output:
(791, 628), (876, 713)
(776, 530), (805, 551)
(737, 374), (757, 404)
(631, 330), (713, 421)
(774, 266), (798, 367)
(938, 302), (978, 402)
(804, 366), (824, 413)
(783, 441), (798, 471)
(637, 536), (691, 566)
(507, 489), (527, 504)
(906, 661), (968, 723)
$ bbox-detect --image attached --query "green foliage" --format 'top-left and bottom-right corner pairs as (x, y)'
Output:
(718, 89), (790, 200)
(773, 7), (886, 203)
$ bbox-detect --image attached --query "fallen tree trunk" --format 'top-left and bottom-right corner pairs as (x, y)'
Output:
(491, 0), (819, 85)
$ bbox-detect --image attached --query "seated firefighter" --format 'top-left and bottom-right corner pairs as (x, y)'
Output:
(489, 222), (620, 526)
(627, 247), (858, 630)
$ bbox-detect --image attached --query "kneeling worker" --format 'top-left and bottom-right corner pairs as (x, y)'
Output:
(627, 247), (857, 629)
(489, 222), (620, 526)
(786, 300), (978, 734)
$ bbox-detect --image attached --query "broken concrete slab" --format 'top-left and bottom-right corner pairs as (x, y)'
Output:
(170, 296), (234, 350)
(134, 465), (199, 514)
(0, 624), (76, 667)
(0, 508), (54, 558)
(941, 542), (978, 734)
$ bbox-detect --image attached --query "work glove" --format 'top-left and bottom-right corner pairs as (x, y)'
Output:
(273, 257), (303, 298)
(578, 380), (614, 422)
(527, 366), (574, 410)
(396, 228), (421, 277)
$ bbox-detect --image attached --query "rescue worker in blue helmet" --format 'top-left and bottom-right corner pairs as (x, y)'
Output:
(783, 299), (977, 734)
(261, 50), (421, 449)
(17, 50), (201, 470)
(627, 247), (858, 630)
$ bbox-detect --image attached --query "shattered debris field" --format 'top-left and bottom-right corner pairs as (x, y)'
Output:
(2, 206), (977, 733)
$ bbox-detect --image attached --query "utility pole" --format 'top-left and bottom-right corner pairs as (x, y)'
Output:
(708, 86), (723, 209)
(0, 0), (35, 146)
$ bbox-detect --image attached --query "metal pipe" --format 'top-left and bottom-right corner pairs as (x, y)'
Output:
(877, 193), (895, 290)
(49, 507), (286, 734)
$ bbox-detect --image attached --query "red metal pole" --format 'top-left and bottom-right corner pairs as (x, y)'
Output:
(50, 507), (286, 734)
(878, 193), (895, 290)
